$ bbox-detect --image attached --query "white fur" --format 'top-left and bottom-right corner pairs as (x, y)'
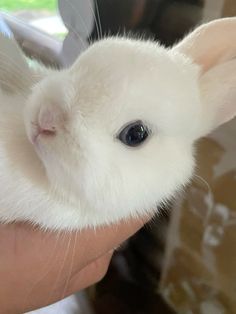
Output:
(0, 18), (235, 231)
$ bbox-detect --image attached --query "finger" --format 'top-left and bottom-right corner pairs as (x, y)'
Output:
(0, 214), (151, 269)
(54, 214), (152, 270)
(76, 215), (151, 266)
(21, 252), (113, 313)
(0, 215), (149, 285)
(67, 251), (113, 293)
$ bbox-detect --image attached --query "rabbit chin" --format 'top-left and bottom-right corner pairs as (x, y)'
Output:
(23, 143), (194, 231)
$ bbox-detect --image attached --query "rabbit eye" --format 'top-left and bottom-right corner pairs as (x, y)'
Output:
(118, 121), (149, 147)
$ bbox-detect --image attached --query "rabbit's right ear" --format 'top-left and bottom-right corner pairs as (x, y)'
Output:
(0, 33), (34, 94)
(173, 18), (236, 134)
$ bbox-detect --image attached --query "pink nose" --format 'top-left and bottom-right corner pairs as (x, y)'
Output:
(38, 106), (61, 135)
(38, 126), (56, 136)
(38, 108), (56, 133)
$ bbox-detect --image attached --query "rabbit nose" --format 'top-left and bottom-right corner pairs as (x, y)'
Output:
(38, 108), (57, 135)
(38, 105), (64, 136)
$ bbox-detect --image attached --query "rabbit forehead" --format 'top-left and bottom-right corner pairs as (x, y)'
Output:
(68, 39), (201, 136)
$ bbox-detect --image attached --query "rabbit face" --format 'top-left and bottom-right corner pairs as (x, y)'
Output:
(24, 38), (200, 223)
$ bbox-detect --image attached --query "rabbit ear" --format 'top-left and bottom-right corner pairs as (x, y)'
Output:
(174, 18), (236, 73)
(0, 33), (33, 94)
(173, 17), (236, 132)
(200, 58), (236, 130)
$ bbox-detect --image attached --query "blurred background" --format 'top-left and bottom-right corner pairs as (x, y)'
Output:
(1, 0), (235, 67)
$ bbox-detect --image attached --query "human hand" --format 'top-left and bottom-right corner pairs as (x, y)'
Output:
(0, 217), (149, 313)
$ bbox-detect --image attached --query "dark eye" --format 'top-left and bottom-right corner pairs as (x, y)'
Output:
(118, 121), (149, 147)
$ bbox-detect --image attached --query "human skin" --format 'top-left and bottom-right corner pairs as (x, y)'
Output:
(0, 218), (148, 313)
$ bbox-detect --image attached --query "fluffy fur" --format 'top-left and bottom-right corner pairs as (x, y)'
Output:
(0, 18), (235, 230)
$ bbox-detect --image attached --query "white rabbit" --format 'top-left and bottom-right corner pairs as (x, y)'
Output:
(0, 17), (235, 231)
